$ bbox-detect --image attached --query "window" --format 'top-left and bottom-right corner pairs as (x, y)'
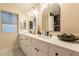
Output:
(1, 11), (18, 32)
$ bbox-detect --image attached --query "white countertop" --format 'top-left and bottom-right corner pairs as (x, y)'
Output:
(19, 32), (79, 53)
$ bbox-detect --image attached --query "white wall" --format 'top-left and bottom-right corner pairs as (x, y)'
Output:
(60, 3), (79, 34)
(0, 4), (27, 49)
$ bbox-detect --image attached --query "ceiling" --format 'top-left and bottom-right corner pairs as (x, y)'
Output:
(0, 3), (37, 11)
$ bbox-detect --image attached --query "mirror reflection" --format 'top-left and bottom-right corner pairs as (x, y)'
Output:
(42, 3), (60, 32)
(20, 20), (26, 29)
(29, 14), (36, 34)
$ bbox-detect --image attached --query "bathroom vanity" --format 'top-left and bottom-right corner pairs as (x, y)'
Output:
(19, 3), (79, 56)
(19, 32), (79, 56)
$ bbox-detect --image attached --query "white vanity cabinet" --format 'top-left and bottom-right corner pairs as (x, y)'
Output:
(31, 38), (48, 56)
(20, 34), (31, 56)
(19, 34), (79, 56)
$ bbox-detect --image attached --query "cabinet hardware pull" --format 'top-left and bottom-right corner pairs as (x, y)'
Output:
(35, 48), (37, 50)
(37, 49), (39, 52)
(55, 53), (58, 56)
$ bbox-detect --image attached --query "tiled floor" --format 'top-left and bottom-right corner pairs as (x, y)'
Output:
(0, 47), (25, 56)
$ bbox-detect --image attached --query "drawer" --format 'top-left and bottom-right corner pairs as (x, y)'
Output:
(20, 35), (25, 39)
(31, 47), (47, 56)
(20, 35), (28, 40)
(31, 38), (48, 52)
(20, 35), (31, 45)
(49, 44), (71, 56)
(37, 48), (48, 56)
(24, 37), (31, 45)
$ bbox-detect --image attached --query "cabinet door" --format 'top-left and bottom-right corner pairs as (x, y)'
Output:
(24, 45), (31, 56)
(26, 37), (32, 56)
(31, 38), (48, 52)
(49, 44), (71, 56)
(31, 47), (38, 56)
(31, 38), (48, 56)
(19, 35), (31, 56)
(71, 51), (79, 56)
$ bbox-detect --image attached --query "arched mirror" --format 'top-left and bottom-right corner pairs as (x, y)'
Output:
(42, 3), (60, 32)
(28, 14), (36, 34)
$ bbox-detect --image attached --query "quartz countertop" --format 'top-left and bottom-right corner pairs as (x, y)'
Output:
(19, 32), (79, 53)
